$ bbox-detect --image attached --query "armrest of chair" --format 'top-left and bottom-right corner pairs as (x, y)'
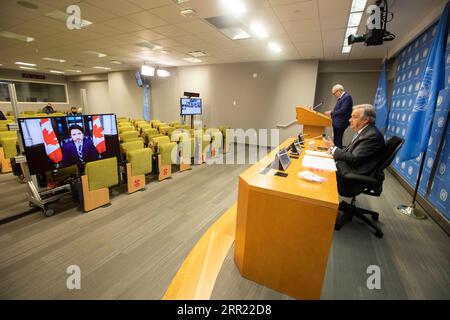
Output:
(342, 172), (378, 186)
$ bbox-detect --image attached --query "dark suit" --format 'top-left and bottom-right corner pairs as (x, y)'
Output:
(333, 124), (385, 196)
(0, 110), (6, 120)
(331, 92), (353, 148)
(60, 137), (99, 167)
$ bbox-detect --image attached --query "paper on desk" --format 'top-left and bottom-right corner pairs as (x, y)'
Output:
(305, 150), (333, 158)
(301, 155), (337, 171)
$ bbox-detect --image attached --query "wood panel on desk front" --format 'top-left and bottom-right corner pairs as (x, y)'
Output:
(234, 138), (339, 300)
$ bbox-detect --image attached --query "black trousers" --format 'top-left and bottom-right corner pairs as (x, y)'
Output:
(333, 126), (347, 148)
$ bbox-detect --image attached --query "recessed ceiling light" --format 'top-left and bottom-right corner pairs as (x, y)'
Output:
(250, 23), (268, 39)
(93, 66), (111, 70)
(0, 31), (34, 42)
(65, 69), (81, 73)
(42, 57), (66, 63)
(84, 51), (107, 58)
(45, 11), (92, 28)
(183, 57), (202, 63)
(141, 65), (155, 76)
(19, 66), (37, 70)
(49, 70), (64, 74)
(188, 51), (208, 57)
(175, 0), (190, 3)
(110, 60), (123, 65)
(351, 0), (368, 12)
(136, 41), (163, 51)
(15, 61), (37, 67)
(157, 69), (170, 77)
(17, 1), (39, 9)
(221, 27), (251, 40)
(268, 42), (282, 53)
(180, 8), (196, 17)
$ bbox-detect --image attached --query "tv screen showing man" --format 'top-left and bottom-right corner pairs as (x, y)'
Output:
(18, 114), (120, 174)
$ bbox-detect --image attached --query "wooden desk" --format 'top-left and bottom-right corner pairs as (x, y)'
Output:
(234, 138), (339, 300)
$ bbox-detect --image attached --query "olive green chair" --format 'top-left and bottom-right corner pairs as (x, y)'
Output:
(159, 126), (175, 136)
(119, 131), (139, 143)
(119, 126), (135, 134)
(150, 120), (161, 128)
(150, 135), (171, 153)
(126, 148), (152, 193)
(82, 157), (119, 212)
(0, 133), (17, 173)
(157, 141), (177, 181)
(121, 140), (144, 158)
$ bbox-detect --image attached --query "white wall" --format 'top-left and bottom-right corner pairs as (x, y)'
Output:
(150, 60), (320, 145)
(68, 80), (111, 115)
(108, 71), (144, 119)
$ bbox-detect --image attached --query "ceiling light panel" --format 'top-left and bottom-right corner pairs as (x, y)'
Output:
(0, 31), (34, 42)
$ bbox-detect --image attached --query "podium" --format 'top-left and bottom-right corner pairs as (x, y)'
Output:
(296, 106), (332, 138)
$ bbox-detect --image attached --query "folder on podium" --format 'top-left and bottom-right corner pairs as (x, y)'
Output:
(296, 106), (332, 138)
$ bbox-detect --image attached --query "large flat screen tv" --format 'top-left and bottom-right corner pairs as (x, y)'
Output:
(180, 97), (202, 115)
(18, 114), (121, 175)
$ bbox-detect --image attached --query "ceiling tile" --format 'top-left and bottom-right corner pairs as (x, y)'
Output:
(124, 11), (169, 29)
(86, 0), (142, 16)
(132, 29), (166, 41)
(76, 2), (117, 22)
(318, 0), (351, 17)
(283, 18), (320, 33)
(152, 25), (189, 37)
(175, 20), (217, 34)
(150, 4), (197, 24)
(288, 30), (321, 43)
(127, 0), (173, 10)
(320, 15), (348, 30)
(102, 18), (146, 33)
(273, 0), (319, 22)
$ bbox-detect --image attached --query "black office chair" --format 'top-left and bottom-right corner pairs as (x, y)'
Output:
(335, 136), (404, 238)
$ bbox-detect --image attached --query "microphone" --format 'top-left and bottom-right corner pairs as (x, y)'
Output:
(312, 102), (323, 111)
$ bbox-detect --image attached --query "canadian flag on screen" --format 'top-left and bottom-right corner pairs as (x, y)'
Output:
(40, 118), (63, 163)
(92, 115), (106, 154)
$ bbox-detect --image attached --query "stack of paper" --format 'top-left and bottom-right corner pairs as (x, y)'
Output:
(305, 150), (333, 158)
(301, 155), (337, 171)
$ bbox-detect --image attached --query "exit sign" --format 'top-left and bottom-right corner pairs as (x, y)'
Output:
(22, 73), (46, 80)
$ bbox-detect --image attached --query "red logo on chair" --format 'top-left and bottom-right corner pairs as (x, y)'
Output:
(134, 179), (141, 188)
(163, 168), (168, 175)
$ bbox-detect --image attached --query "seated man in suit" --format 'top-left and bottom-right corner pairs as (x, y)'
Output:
(323, 104), (385, 196)
(60, 125), (99, 167)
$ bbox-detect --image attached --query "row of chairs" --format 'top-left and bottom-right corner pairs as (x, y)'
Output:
(79, 117), (231, 212)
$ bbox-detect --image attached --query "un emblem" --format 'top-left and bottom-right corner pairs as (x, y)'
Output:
(413, 68), (433, 112)
(375, 88), (385, 110)
(439, 163), (446, 175)
(440, 189), (448, 202)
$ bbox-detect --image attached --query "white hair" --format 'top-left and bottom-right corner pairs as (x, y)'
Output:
(332, 84), (345, 93)
(353, 104), (376, 124)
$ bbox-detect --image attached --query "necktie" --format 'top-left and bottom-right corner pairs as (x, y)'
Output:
(77, 144), (83, 161)
(351, 133), (359, 144)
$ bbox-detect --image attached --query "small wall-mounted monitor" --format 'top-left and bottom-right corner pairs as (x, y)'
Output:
(180, 97), (202, 115)
(135, 71), (143, 87)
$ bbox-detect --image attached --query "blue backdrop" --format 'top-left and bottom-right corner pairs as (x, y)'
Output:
(384, 22), (450, 220)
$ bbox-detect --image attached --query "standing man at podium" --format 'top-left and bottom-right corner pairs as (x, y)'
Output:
(325, 84), (353, 148)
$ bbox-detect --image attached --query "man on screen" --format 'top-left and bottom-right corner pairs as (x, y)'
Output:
(60, 125), (99, 167)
